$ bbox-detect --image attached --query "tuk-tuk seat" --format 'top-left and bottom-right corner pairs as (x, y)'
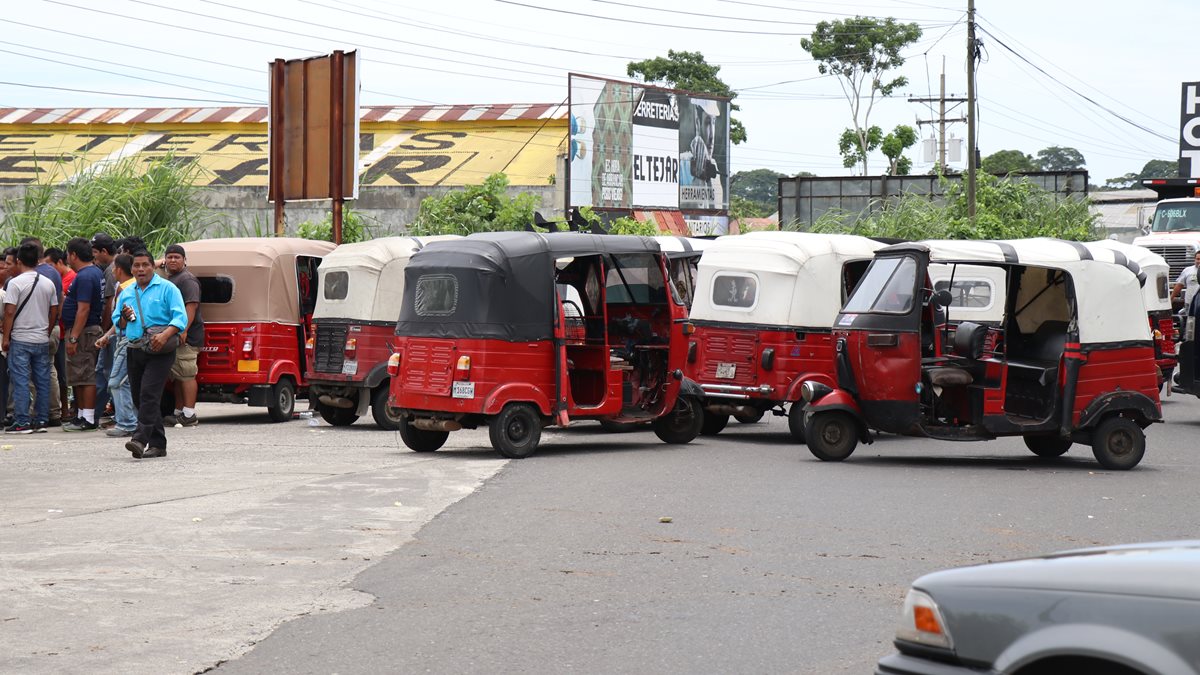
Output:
(924, 321), (990, 388)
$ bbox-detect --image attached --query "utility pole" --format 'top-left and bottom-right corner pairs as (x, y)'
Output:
(966, 0), (977, 223)
(907, 58), (967, 170)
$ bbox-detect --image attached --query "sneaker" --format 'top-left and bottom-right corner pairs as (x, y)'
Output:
(178, 413), (199, 427)
(5, 423), (34, 434)
(105, 428), (134, 438)
(33, 422), (49, 434)
(45, 418), (62, 428)
(162, 415), (178, 426)
(100, 418), (117, 430)
(63, 418), (98, 432)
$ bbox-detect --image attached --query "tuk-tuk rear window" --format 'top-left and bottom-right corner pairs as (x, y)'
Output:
(934, 278), (994, 309)
(1157, 273), (1169, 301)
(414, 274), (458, 316)
(324, 271), (349, 301)
(842, 256), (917, 314)
(198, 276), (233, 304)
(711, 273), (758, 309)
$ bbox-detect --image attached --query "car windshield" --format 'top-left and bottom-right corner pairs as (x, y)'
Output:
(1151, 203), (1200, 232)
(842, 256), (918, 314)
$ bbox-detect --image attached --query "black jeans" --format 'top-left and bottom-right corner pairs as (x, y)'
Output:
(128, 347), (176, 450)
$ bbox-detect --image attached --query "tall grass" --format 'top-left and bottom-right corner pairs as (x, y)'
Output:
(1, 154), (220, 252)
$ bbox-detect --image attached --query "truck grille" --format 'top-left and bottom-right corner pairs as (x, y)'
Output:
(314, 323), (348, 373)
(1142, 243), (1195, 280)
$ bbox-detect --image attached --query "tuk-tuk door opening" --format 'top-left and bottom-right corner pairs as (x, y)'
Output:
(555, 256), (610, 410)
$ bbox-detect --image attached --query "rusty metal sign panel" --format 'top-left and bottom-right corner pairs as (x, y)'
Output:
(268, 50), (359, 202)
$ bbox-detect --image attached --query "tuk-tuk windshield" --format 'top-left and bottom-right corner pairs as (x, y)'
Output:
(842, 256), (918, 314)
(605, 253), (667, 305)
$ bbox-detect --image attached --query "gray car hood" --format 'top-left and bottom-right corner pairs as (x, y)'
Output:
(914, 540), (1200, 601)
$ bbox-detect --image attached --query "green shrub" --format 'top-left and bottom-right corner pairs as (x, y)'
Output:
(407, 172), (541, 236)
(295, 207), (374, 243)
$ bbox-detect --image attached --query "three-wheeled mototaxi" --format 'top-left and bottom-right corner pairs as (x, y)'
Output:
(686, 231), (883, 439)
(387, 232), (705, 458)
(307, 236), (459, 429)
(802, 239), (1162, 470)
(654, 235), (711, 311)
(185, 237), (336, 421)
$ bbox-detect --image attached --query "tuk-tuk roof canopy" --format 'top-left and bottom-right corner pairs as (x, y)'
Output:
(653, 235), (712, 259)
(1082, 239), (1170, 313)
(690, 232), (885, 328)
(182, 237), (336, 324)
(315, 235), (461, 322)
(429, 231), (662, 262)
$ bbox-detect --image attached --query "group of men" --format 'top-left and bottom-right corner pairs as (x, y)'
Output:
(0, 235), (202, 459)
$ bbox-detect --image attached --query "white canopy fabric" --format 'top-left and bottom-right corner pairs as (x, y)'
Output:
(1082, 239), (1172, 313)
(690, 232), (884, 327)
(653, 235), (712, 258)
(894, 239), (1151, 345)
(315, 235), (460, 322)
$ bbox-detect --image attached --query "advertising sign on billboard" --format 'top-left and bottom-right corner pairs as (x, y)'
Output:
(569, 74), (729, 212)
(1181, 81), (1200, 178)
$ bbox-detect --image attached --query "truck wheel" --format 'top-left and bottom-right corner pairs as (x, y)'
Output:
(1024, 435), (1071, 458)
(735, 408), (764, 424)
(490, 403), (542, 459)
(653, 396), (702, 445)
(400, 422), (448, 453)
(805, 411), (858, 461)
(267, 378), (295, 423)
(1091, 416), (1145, 470)
(371, 386), (404, 431)
(700, 411), (729, 436)
(317, 400), (358, 427)
(787, 402), (807, 443)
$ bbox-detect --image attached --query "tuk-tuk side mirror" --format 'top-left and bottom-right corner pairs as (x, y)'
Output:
(932, 289), (953, 308)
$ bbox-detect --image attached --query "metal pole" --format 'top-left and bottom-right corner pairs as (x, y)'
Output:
(270, 58), (286, 237)
(966, 0), (977, 224)
(330, 50), (345, 245)
(939, 63), (947, 170)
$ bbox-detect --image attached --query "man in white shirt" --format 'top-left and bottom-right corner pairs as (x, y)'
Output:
(2, 243), (60, 433)
(1170, 250), (1200, 309)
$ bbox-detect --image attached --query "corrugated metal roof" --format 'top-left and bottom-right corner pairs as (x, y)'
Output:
(0, 103), (565, 126)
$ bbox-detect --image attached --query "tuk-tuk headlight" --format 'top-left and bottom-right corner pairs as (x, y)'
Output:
(895, 588), (953, 650)
(800, 380), (831, 403)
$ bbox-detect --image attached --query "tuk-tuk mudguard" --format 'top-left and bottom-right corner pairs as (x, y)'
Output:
(678, 376), (704, 400)
(783, 373), (837, 404)
(1076, 391), (1162, 428)
(482, 384), (554, 417)
(805, 390), (874, 444)
(268, 361), (303, 387)
(362, 362), (391, 391)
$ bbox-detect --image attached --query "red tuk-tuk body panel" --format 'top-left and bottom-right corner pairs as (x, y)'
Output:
(693, 325), (759, 387)
(392, 337), (557, 416)
(844, 329), (922, 404)
(1071, 345), (1160, 425)
(309, 322), (395, 385)
(1151, 312), (1177, 375)
(690, 324), (840, 402)
(198, 322), (307, 387)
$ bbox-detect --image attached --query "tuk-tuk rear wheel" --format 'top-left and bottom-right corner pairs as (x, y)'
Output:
(653, 396), (702, 445)
(490, 403), (542, 459)
(400, 423), (448, 453)
(371, 386), (404, 431)
(267, 378), (295, 423)
(317, 401), (358, 427)
(700, 411), (729, 436)
(805, 411), (858, 462)
(787, 403), (807, 443)
(1091, 416), (1145, 471)
(1024, 435), (1071, 458)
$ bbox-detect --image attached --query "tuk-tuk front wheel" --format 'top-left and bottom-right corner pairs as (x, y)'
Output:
(787, 402), (806, 443)
(317, 400), (358, 427)
(1091, 416), (1145, 471)
(700, 411), (729, 436)
(267, 377), (295, 423)
(371, 386), (404, 431)
(1024, 435), (1071, 458)
(400, 422), (448, 453)
(653, 396), (702, 445)
(805, 411), (859, 462)
(490, 403), (542, 459)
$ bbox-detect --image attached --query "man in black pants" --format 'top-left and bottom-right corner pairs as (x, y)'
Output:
(112, 250), (186, 459)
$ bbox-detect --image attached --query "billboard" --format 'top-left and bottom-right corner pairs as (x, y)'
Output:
(1181, 81), (1200, 178)
(569, 74), (729, 212)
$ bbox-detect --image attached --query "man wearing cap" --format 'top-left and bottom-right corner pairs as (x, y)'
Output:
(92, 233), (117, 425)
(163, 244), (204, 426)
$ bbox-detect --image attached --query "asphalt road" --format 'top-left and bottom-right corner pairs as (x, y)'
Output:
(217, 394), (1200, 675)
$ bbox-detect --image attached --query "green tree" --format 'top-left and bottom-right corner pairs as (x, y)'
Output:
(1035, 146), (1086, 171)
(295, 208), (373, 243)
(407, 172), (541, 236)
(880, 124), (918, 175)
(838, 126), (883, 171)
(626, 50), (746, 144)
(1103, 159), (1180, 190)
(801, 16), (922, 174)
(730, 168), (784, 212)
(981, 149), (1037, 175)
(730, 196), (766, 221)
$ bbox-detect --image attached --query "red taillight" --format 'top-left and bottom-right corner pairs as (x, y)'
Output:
(343, 337), (357, 359)
(455, 355), (471, 380)
(241, 338), (254, 354)
(386, 352), (401, 377)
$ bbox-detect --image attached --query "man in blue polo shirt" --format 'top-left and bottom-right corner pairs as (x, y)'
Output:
(62, 237), (105, 432)
(113, 249), (186, 459)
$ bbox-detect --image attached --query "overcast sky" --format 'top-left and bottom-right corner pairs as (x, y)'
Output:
(0, 0), (1190, 185)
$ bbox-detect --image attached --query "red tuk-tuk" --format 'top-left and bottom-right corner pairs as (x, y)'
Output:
(185, 237), (336, 421)
(802, 239), (1162, 470)
(686, 232), (883, 438)
(307, 236), (458, 429)
(387, 232), (704, 458)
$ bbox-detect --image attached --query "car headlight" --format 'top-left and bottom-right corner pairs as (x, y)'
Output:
(895, 588), (953, 650)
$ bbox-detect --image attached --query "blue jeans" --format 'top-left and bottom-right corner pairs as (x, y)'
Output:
(107, 336), (137, 432)
(9, 340), (51, 426)
(95, 339), (113, 415)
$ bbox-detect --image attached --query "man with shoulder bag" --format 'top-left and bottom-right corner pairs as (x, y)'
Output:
(113, 250), (186, 459)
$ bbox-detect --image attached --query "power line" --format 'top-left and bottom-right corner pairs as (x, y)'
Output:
(496, 0), (830, 35)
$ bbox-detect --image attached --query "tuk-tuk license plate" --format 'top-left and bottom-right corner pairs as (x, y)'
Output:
(716, 363), (737, 379)
(341, 360), (358, 376)
(452, 381), (475, 399)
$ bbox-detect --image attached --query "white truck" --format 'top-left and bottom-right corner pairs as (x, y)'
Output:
(1132, 177), (1200, 284)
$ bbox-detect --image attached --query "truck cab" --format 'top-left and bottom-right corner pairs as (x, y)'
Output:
(1132, 178), (1200, 285)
